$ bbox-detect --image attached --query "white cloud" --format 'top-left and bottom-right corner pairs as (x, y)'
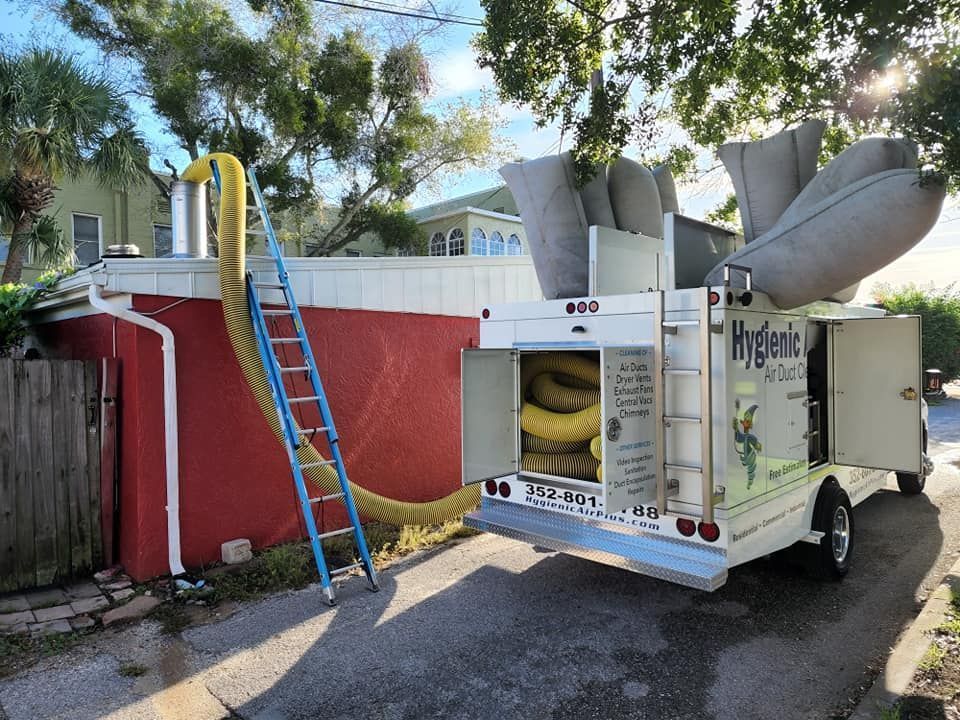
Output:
(431, 48), (494, 99)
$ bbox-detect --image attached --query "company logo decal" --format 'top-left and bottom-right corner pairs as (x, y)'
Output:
(731, 320), (802, 370)
(732, 400), (762, 489)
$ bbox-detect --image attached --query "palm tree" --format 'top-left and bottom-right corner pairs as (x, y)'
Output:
(0, 48), (150, 284)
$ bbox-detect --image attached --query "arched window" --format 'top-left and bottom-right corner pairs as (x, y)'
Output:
(471, 227), (487, 256)
(488, 231), (505, 256)
(508, 233), (523, 256)
(429, 231), (446, 256)
(447, 228), (465, 256)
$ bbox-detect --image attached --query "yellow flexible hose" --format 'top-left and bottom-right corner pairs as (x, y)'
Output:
(530, 373), (600, 412)
(521, 352), (600, 391)
(521, 452), (599, 482)
(520, 400), (601, 443)
(183, 153), (480, 524)
(521, 432), (588, 454)
(589, 435), (602, 461)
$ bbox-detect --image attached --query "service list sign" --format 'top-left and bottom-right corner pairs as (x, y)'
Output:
(602, 345), (658, 514)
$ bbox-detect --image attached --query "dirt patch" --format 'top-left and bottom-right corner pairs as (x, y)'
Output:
(897, 601), (960, 718)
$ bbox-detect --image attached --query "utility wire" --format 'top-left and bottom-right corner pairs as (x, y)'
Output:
(363, 0), (481, 22)
(313, 0), (484, 26)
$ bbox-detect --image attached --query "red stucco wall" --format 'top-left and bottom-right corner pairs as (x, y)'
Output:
(34, 297), (479, 579)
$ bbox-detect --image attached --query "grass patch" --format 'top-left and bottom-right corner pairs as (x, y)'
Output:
(0, 631), (84, 678)
(118, 662), (148, 677)
(879, 704), (901, 720)
(149, 604), (191, 635)
(201, 520), (478, 607)
(919, 642), (946, 672)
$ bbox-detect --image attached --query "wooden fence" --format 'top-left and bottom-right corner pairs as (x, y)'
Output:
(0, 359), (102, 592)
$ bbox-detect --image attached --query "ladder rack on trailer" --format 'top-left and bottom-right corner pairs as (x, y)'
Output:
(235, 166), (379, 605)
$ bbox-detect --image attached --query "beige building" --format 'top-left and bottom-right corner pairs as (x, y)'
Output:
(409, 186), (527, 258)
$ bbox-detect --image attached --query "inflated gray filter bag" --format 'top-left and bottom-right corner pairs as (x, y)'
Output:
(705, 169), (945, 308)
(500, 152), (590, 299)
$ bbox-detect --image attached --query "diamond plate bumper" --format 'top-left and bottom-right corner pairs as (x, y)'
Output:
(465, 499), (728, 591)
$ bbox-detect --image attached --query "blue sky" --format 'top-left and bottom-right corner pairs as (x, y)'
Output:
(3, 0), (958, 251)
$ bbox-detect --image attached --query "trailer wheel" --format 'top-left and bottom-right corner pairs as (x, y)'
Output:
(806, 482), (854, 580)
(896, 425), (929, 495)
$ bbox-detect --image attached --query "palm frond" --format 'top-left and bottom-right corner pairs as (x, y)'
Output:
(22, 214), (73, 269)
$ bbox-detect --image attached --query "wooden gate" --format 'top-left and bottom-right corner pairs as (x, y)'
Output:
(0, 359), (103, 591)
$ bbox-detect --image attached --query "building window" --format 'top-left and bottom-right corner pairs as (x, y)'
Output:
(397, 247), (413, 257)
(489, 231), (505, 256)
(72, 213), (102, 266)
(447, 228), (464, 256)
(429, 231), (446, 256)
(508, 233), (524, 256)
(345, 249), (362, 257)
(470, 227), (487, 256)
(153, 224), (173, 258)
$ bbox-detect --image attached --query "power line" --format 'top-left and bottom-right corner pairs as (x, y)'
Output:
(363, 0), (481, 23)
(313, 0), (484, 26)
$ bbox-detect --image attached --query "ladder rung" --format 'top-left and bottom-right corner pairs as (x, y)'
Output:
(308, 492), (345, 504)
(280, 365), (310, 373)
(664, 415), (701, 424)
(665, 462), (702, 473)
(270, 337), (301, 344)
(297, 426), (329, 435)
(262, 309), (293, 316)
(318, 527), (355, 540)
(247, 229), (267, 236)
(330, 562), (364, 576)
(254, 281), (285, 289)
(289, 395), (320, 404)
(300, 459), (336, 469)
(664, 368), (701, 375)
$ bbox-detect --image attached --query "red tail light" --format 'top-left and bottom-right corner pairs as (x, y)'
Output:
(709, 291), (721, 306)
(498, 481), (511, 498)
(566, 302), (576, 314)
(576, 301), (587, 313)
(485, 480), (498, 496)
(481, 308), (490, 319)
(698, 521), (720, 542)
(588, 300), (599, 312)
(676, 518), (696, 537)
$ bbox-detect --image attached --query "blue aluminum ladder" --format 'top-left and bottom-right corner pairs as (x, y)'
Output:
(240, 166), (378, 605)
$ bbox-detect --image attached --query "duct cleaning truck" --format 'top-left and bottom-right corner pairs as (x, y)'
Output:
(460, 218), (932, 590)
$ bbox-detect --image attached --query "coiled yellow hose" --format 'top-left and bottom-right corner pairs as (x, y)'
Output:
(530, 373), (600, 412)
(590, 435), (602, 461)
(521, 432), (587, 454)
(520, 401), (601, 443)
(521, 452), (599, 481)
(183, 153), (480, 524)
(521, 352), (600, 391)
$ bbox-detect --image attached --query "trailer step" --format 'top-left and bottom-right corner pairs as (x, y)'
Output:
(466, 500), (727, 591)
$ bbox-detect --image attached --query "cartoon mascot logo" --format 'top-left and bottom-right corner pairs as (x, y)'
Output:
(732, 401), (762, 489)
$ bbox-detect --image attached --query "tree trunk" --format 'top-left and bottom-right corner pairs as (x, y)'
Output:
(1, 217), (34, 284)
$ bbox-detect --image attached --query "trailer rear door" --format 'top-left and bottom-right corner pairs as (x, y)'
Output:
(832, 316), (922, 474)
(462, 349), (520, 484)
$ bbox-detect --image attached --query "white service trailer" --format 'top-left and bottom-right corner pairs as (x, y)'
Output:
(461, 216), (931, 590)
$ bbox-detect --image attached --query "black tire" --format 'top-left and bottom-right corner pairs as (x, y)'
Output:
(897, 424), (929, 495)
(896, 472), (925, 495)
(805, 481), (854, 580)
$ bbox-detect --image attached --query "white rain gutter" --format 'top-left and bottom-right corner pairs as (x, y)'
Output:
(88, 283), (186, 577)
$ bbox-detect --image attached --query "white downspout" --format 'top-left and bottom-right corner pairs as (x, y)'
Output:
(89, 283), (186, 577)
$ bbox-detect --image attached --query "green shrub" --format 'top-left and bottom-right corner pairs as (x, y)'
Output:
(874, 283), (960, 382)
(0, 270), (71, 356)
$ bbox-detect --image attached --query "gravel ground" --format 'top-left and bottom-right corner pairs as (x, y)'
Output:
(2, 396), (959, 720)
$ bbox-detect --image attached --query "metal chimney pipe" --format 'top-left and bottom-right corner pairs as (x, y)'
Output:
(170, 181), (208, 258)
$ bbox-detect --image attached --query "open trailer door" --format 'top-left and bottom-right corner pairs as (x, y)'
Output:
(832, 316), (922, 474)
(462, 349), (519, 484)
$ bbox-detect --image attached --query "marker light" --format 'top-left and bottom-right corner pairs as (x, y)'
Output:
(709, 291), (721, 306)
(485, 480), (498, 496)
(498, 481), (512, 498)
(577, 301), (587, 313)
(566, 302), (576, 314)
(676, 518), (696, 537)
(481, 308), (491, 319)
(698, 521), (720, 542)
(588, 300), (599, 313)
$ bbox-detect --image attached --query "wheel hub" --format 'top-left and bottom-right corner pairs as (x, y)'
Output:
(832, 506), (850, 563)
